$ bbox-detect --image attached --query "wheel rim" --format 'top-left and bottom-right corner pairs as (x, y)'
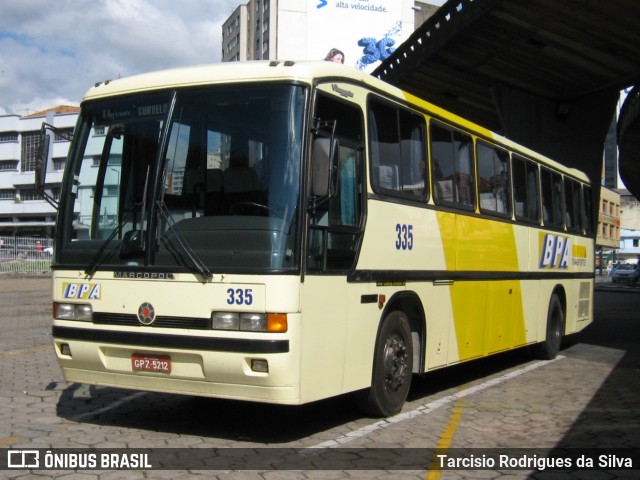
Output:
(383, 333), (409, 392)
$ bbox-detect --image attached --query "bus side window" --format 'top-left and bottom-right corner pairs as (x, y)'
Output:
(512, 155), (540, 223)
(477, 140), (511, 216)
(582, 185), (594, 235)
(430, 122), (475, 209)
(335, 146), (358, 226)
(541, 167), (563, 228)
(369, 98), (426, 200)
(564, 178), (582, 232)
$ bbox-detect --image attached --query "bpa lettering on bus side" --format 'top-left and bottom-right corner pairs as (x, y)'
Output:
(539, 233), (570, 269)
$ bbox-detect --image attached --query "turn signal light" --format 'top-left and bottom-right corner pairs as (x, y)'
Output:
(267, 313), (287, 333)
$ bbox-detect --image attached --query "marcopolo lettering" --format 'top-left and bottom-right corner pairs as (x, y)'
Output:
(113, 272), (175, 279)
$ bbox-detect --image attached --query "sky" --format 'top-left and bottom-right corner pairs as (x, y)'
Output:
(0, 0), (242, 116)
(0, 0), (448, 117)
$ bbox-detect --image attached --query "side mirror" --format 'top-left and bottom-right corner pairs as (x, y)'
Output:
(35, 122), (72, 209)
(311, 137), (338, 197)
(35, 124), (51, 192)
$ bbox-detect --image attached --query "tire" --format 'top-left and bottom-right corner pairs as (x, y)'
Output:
(534, 294), (564, 360)
(357, 311), (413, 417)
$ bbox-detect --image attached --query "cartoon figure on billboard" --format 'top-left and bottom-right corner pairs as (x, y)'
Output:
(356, 20), (400, 69)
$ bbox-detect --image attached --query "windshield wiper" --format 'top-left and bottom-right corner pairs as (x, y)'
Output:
(156, 199), (212, 281)
(84, 207), (139, 278)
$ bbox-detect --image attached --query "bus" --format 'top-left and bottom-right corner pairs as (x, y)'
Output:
(48, 61), (594, 417)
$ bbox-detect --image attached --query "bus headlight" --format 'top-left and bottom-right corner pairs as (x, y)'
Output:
(240, 313), (267, 331)
(211, 312), (287, 332)
(54, 302), (93, 321)
(212, 312), (239, 330)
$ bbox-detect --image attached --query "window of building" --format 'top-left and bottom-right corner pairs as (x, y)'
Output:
(21, 131), (40, 172)
(0, 160), (18, 171)
(0, 190), (14, 200)
(18, 189), (41, 201)
(0, 132), (18, 142)
(53, 157), (66, 171)
(54, 128), (73, 141)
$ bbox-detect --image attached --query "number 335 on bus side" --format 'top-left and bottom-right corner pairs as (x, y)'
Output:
(395, 223), (414, 251)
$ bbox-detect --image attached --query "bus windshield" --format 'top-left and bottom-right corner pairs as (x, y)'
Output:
(57, 84), (306, 274)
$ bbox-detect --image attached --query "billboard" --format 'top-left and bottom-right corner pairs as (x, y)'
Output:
(307, 0), (405, 72)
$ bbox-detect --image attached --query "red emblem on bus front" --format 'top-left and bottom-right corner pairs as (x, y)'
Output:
(137, 302), (156, 325)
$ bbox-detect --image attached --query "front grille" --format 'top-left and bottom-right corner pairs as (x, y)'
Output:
(92, 312), (212, 330)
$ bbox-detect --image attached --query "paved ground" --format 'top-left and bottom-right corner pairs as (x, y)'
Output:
(0, 276), (638, 479)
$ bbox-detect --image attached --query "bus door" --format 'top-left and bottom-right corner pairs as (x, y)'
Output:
(301, 88), (367, 401)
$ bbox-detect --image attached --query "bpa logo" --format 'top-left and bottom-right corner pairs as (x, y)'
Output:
(7, 450), (39, 468)
(539, 232), (570, 269)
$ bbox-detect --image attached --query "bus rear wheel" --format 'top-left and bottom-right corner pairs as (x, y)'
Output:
(357, 311), (413, 417)
(534, 294), (564, 360)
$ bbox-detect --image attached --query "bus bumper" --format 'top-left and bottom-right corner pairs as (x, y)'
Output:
(52, 324), (301, 405)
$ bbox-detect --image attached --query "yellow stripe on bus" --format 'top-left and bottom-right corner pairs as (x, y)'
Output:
(437, 212), (526, 361)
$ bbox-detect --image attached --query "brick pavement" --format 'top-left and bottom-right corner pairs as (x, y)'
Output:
(0, 277), (638, 479)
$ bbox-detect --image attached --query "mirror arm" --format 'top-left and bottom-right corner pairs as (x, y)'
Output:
(308, 193), (331, 215)
(41, 122), (74, 141)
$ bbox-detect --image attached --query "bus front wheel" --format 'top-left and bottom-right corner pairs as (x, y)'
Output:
(357, 311), (413, 417)
(534, 294), (564, 360)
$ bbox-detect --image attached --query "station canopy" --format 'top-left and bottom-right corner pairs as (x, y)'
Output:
(373, 0), (640, 198)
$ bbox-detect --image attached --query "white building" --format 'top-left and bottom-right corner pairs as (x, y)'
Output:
(0, 106), (78, 237)
(618, 228), (640, 263)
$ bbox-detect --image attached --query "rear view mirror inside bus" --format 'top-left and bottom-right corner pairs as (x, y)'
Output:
(311, 137), (338, 197)
(120, 229), (145, 258)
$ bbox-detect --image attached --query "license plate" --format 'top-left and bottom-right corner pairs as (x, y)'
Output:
(132, 353), (172, 374)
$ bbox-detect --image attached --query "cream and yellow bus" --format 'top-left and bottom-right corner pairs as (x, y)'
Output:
(49, 61), (594, 417)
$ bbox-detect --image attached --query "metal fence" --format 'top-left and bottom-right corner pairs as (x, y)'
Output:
(0, 236), (53, 276)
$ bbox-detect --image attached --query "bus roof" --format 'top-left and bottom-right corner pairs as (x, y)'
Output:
(84, 60), (589, 183)
(84, 61), (370, 100)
